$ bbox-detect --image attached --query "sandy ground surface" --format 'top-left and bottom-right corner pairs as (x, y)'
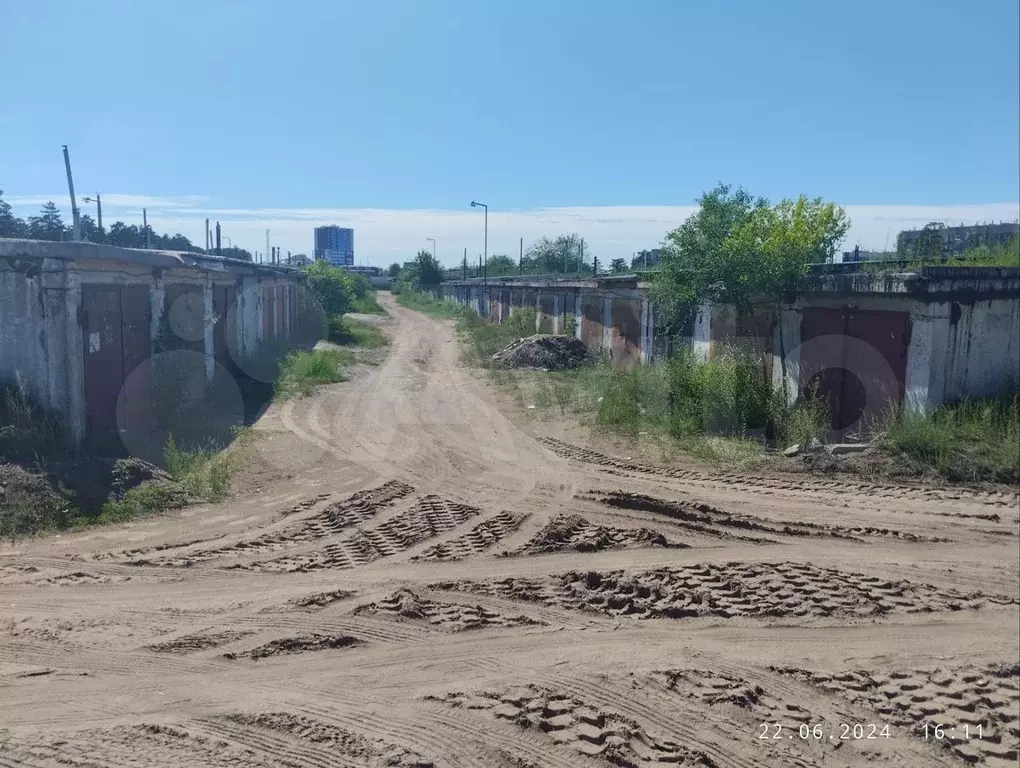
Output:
(2, 294), (1018, 768)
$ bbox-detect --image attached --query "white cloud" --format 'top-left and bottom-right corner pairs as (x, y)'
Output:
(6, 193), (210, 210)
(7, 195), (1018, 267)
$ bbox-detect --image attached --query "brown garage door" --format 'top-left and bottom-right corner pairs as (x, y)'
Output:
(538, 294), (555, 333)
(799, 307), (910, 433)
(82, 285), (151, 443)
(581, 295), (603, 351)
(611, 298), (642, 368)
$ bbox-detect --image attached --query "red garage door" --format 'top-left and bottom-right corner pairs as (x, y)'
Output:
(799, 307), (910, 434)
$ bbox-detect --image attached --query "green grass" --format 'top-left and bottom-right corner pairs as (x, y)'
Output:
(88, 431), (253, 527)
(3, 430), (257, 539)
(328, 316), (389, 348)
(396, 290), (467, 318)
(90, 481), (189, 526)
(351, 291), (387, 315)
(880, 396), (1020, 482)
(484, 344), (832, 469)
(275, 349), (347, 399)
(400, 290), (827, 469)
(1, 498), (74, 540)
(0, 380), (66, 461)
(457, 307), (538, 365)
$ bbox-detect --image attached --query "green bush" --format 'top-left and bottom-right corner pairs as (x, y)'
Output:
(304, 261), (360, 317)
(562, 313), (578, 337)
(664, 348), (772, 437)
(505, 307), (538, 337)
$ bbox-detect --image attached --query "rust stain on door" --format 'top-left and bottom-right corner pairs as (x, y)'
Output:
(611, 298), (642, 369)
(581, 295), (603, 351)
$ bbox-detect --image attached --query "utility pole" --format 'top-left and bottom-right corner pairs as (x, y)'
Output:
(143, 208), (150, 248)
(579, 238), (584, 275)
(62, 145), (81, 241)
(82, 194), (103, 242)
(470, 200), (487, 280)
(519, 237), (523, 274)
(205, 219), (210, 252)
(215, 221), (221, 256)
(463, 247), (467, 280)
(265, 229), (271, 265)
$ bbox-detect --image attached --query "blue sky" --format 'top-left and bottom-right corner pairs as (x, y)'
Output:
(2, 0), (1018, 264)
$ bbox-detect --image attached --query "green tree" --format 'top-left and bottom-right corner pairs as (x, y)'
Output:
(76, 213), (100, 242)
(652, 183), (849, 326)
(0, 188), (27, 237)
(106, 221), (144, 248)
(523, 234), (590, 274)
(304, 260), (357, 316)
(412, 248), (444, 287)
(387, 262), (402, 278)
(610, 257), (628, 273)
(913, 221), (946, 262)
(27, 201), (66, 241)
(486, 254), (518, 276)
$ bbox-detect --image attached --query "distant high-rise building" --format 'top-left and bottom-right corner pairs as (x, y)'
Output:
(314, 226), (355, 266)
(896, 222), (1018, 258)
(631, 249), (662, 269)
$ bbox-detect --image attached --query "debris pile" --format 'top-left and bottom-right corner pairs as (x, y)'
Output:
(491, 334), (590, 371)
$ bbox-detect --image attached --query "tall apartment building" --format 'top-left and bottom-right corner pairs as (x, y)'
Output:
(313, 226), (355, 266)
(897, 222), (1018, 258)
(631, 249), (662, 269)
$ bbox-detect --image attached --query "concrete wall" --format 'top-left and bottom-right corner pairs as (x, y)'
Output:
(435, 268), (1020, 418)
(940, 299), (1020, 403)
(0, 239), (305, 446)
(0, 258), (73, 420)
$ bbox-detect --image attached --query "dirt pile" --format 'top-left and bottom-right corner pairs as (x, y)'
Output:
(0, 463), (68, 509)
(491, 334), (589, 371)
(49, 457), (173, 512)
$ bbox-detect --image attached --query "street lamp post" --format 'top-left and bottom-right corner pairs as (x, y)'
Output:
(426, 237), (436, 261)
(224, 236), (232, 249)
(81, 194), (102, 242)
(470, 201), (487, 285)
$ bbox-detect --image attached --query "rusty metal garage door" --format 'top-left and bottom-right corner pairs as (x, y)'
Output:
(83, 287), (124, 436)
(611, 298), (642, 369)
(82, 285), (151, 444)
(581, 295), (603, 352)
(799, 307), (910, 433)
(277, 285), (286, 337)
(213, 284), (240, 376)
(118, 285), (152, 437)
(538, 294), (555, 333)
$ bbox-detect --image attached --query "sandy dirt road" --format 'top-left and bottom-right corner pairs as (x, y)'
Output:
(2, 294), (1018, 768)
